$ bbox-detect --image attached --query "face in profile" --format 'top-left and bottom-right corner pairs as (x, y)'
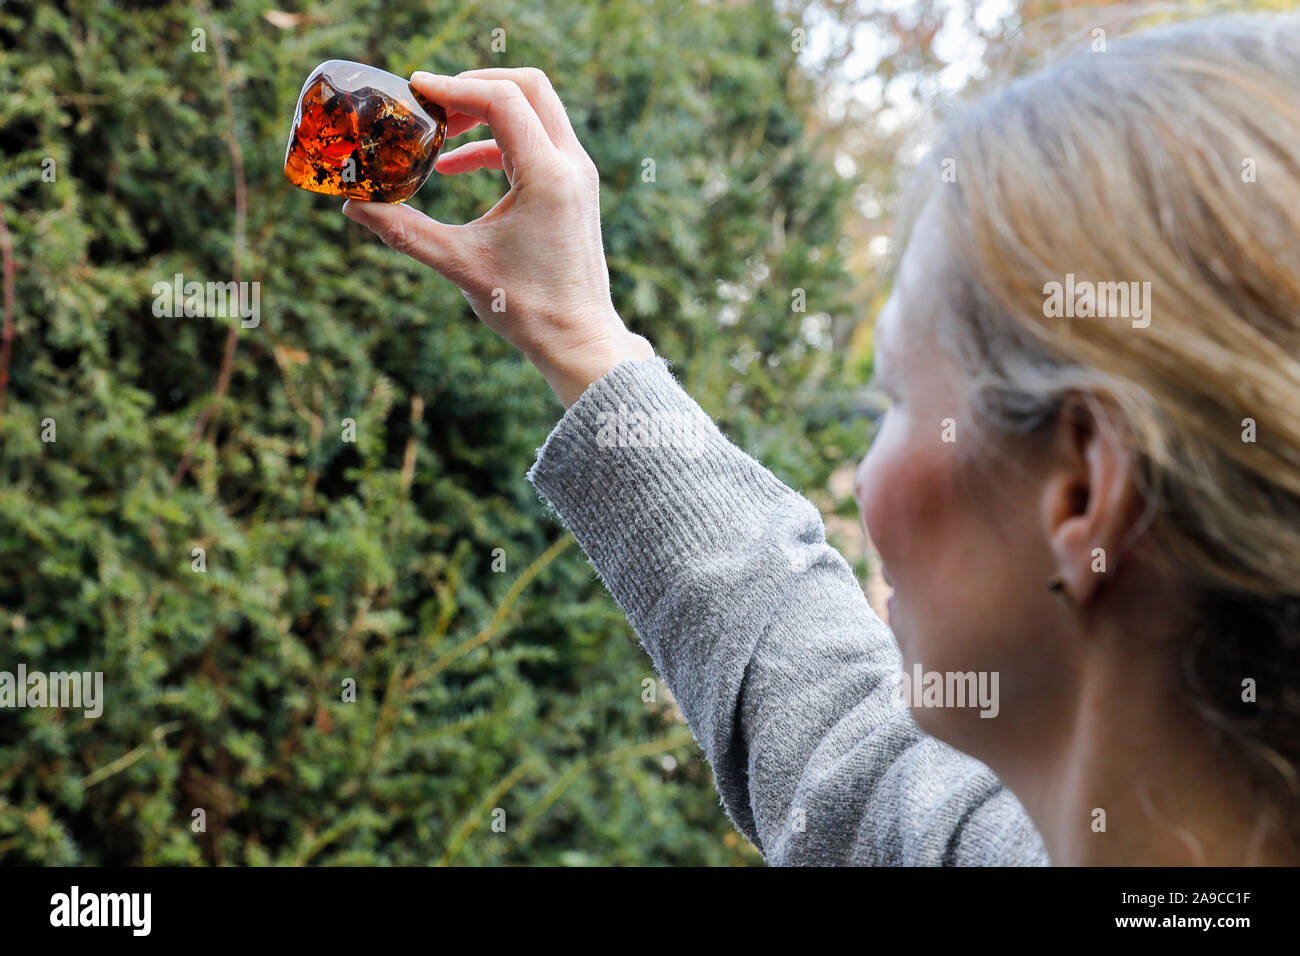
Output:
(853, 200), (1083, 762)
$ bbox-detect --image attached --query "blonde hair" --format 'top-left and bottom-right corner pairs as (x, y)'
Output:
(903, 14), (1300, 799)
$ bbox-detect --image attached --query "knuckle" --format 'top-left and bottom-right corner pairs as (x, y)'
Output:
(548, 161), (587, 198)
(381, 222), (419, 258)
(521, 67), (551, 89)
(443, 231), (485, 286)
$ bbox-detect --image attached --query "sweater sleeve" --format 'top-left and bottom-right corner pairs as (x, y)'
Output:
(525, 356), (1048, 866)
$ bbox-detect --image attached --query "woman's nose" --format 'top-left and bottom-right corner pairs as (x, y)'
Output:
(854, 455), (871, 505)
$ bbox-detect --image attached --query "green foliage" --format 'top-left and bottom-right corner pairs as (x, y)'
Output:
(0, 0), (861, 864)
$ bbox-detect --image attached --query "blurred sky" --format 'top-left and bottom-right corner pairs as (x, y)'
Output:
(798, 0), (1015, 123)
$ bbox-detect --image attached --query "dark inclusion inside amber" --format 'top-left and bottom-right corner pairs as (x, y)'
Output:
(284, 59), (447, 203)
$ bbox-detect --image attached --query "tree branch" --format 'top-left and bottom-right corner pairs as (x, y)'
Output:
(0, 201), (16, 425)
(171, 0), (248, 489)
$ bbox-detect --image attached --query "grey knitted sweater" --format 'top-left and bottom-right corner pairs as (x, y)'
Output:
(526, 356), (1050, 866)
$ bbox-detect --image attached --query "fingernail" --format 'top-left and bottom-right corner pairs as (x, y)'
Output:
(410, 71), (438, 84)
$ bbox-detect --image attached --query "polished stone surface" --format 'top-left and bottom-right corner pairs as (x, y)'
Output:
(284, 60), (447, 203)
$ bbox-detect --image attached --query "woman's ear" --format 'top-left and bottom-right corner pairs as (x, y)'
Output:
(1040, 397), (1139, 607)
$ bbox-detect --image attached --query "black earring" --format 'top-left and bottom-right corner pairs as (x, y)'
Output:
(1047, 576), (1073, 610)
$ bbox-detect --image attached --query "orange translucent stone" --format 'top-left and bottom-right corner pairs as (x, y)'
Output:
(283, 59), (447, 203)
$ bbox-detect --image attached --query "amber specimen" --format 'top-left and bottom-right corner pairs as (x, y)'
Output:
(283, 59), (447, 203)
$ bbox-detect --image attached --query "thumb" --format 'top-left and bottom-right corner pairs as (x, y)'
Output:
(342, 200), (474, 285)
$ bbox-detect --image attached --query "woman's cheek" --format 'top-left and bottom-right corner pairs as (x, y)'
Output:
(855, 413), (956, 607)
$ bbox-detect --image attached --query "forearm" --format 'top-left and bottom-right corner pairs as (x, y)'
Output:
(526, 355), (810, 844)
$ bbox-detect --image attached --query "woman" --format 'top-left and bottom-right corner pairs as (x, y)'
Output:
(343, 13), (1300, 865)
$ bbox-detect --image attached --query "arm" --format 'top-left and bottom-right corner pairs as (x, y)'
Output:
(526, 356), (1048, 865)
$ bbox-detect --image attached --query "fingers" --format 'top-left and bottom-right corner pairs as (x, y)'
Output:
(436, 139), (505, 174)
(451, 67), (582, 154)
(342, 200), (476, 286)
(409, 72), (554, 176)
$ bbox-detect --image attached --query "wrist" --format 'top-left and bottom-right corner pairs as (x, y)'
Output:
(535, 329), (655, 408)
